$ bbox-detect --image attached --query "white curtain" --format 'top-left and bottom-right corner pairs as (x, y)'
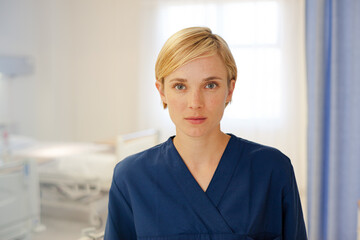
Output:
(136, 0), (307, 216)
(221, 0), (308, 213)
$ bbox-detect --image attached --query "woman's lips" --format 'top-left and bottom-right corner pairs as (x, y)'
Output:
(184, 117), (207, 124)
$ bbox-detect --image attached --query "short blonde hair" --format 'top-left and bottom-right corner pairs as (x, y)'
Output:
(155, 27), (237, 108)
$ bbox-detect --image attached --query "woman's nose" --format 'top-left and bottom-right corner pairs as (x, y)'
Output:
(188, 89), (204, 109)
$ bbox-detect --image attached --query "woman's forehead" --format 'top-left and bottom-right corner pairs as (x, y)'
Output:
(165, 54), (227, 81)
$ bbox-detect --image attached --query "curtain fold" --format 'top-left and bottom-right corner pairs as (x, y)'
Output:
(306, 0), (360, 239)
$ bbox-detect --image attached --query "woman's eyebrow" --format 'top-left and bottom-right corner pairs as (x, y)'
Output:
(204, 76), (223, 81)
(169, 78), (187, 83)
(168, 76), (223, 83)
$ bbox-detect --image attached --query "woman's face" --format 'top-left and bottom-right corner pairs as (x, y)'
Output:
(156, 54), (235, 138)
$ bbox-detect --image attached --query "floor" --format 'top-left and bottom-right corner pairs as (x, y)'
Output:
(31, 215), (105, 240)
(30, 191), (108, 240)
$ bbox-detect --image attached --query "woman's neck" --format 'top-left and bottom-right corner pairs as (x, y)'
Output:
(173, 130), (230, 168)
(172, 130), (231, 191)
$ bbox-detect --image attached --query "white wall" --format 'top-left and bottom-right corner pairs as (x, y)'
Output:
(136, 3), (177, 143)
(0, 0), (141, 141)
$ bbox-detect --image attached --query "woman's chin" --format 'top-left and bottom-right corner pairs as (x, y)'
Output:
(177, 127), (220, 139)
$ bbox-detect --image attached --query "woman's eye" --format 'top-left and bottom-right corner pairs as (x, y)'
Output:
(205, 83), (217, 89)
(174, 84), (186, 90)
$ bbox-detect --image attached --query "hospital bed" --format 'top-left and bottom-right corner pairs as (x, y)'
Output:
(38, 152), (115, 227)
(7, 138), (115, 229)
(1, 129), (158, 239)
(37, 129), (158, 222)
(75, 129), (159, 240)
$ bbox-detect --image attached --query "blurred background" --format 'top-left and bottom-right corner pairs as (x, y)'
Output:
(0, 0), (359, 240)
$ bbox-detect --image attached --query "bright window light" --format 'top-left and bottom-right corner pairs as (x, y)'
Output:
(157, 3), (218, 44)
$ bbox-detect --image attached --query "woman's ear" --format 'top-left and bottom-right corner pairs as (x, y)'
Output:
(155, 81), (167, 104)
(226, 79), (236, 103)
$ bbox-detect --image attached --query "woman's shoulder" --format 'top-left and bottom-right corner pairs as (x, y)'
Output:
(230, 134), (295, 190)
(114, 141), (165, 173)
(230, 133), (293, 171)
(111, 138), (171, 184)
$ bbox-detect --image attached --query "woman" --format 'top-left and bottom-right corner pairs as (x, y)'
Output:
(104, 27), (307, 240)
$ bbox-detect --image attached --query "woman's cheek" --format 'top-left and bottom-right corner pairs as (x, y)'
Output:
(208, 94), (226, 109)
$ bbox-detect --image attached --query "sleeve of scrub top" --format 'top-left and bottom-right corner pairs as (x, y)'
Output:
(104, 178), (137, 240)
(282, 165), (307, 240)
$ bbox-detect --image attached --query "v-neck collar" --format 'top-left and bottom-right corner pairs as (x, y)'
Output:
(162, 134), (241, 233)
(165, 134), (239, 207)
(205, 134), (239, 206)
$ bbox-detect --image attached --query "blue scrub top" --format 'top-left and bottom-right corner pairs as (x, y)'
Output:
(104, 134), (307, 240)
